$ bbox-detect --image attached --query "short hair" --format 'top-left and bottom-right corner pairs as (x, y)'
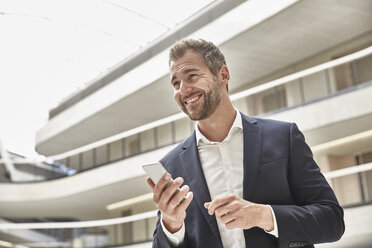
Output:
(168, 39), (226, 76)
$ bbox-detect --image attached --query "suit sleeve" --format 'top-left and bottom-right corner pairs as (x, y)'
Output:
(152, 211), (190, 248)
(271, 123), (345, 246)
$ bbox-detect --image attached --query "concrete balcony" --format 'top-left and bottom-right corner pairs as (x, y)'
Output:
(268, 82), (372, 147)
(34, 0), (372, 156)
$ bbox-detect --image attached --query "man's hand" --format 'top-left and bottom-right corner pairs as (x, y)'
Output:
(204, 194), (274, 231)
(147, 173), (193, 233)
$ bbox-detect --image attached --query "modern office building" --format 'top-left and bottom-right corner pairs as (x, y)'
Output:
(1, 0), (372, 247)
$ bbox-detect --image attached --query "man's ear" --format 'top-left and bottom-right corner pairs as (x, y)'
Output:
(219, 65), (230, 88)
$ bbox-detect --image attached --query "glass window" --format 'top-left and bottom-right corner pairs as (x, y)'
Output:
(125, 135), (140, 157)
(140, 129), (155, 152)
(147, 216), (157, 240)
(329, 154), (360, 206)
(258, 87), (287, 114)
(0, 164), (10, 181)
(233, 97), (249, 115)
(174, 118), (191, 142)
(109, 140), (123, 162)
(121, 210), (132, 244)
(361, 151), (372, 202)
(95, 145), (108, 166)
(333, 63), (354, 91)
(302, 71), (328, 102)
(246, 95), (258, 116)
(188, 118), (196, 132)
(285, 80), (303, 107)
(69, 154), (80, 171)
(355, 55), (372, 84)
(157, 123), (173, 147)
(57, 159), (67, 166)
(82, 149), (94, 170)
(132, 220), (146, 242)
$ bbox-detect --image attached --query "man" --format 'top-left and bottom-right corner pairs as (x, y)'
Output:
(146, 39), (344, 248)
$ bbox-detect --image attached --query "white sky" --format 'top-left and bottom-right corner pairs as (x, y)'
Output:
(0, 0), (215, 157)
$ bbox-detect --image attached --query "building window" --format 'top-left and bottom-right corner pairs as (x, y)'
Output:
(69, 154), (80, 171)
(125, 135), (140, 157)
(302, 71), (329, 102)
(156, 123), (173, 147)
(82, 149), (94, 170)
(355, 54), (372, 84)
(95, 145), (108, 166)
(174, 118), (191, 142)
(333, 63), (354, 91)
(285, 80), (303, 107)
(140, 129), (155, 152)
(261, 87), (287, 113)
(121, 210), (133, 244)
(233, 97), (249, 115)
(358, 151), (372, 203)
(109, 140), (123, 162)
(0, 164), (10, 181)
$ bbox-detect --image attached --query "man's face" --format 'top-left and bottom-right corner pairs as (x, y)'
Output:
(170, 50), (222, 121)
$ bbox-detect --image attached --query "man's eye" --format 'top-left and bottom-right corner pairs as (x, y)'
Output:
(173, 81), (180, 87)
(189, 74), (197, 78)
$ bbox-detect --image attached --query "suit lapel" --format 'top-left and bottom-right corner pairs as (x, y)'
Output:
(241, 114), (262, 201)
(179, 132), (222, 244)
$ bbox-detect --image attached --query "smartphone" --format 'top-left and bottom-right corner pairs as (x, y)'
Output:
(142, 162), (186, 201)
(142, 162), (173, 188)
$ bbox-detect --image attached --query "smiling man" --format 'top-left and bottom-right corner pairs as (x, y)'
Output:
(146, 39), (344, 248)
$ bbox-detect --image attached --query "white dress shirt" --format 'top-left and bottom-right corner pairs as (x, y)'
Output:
(161, 110), (278, 247)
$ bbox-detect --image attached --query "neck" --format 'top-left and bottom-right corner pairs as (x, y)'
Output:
(197, 95), (236, 142)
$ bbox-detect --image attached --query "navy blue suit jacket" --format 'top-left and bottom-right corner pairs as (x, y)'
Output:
(153, 114), (344, 248)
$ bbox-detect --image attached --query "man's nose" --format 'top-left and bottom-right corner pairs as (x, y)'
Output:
(179, 81), (192, 95)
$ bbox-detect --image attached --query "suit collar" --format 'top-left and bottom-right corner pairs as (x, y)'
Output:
(181, 131), (195, 149)
(181, 113), (257, 149)
(194, 109), (243, 145)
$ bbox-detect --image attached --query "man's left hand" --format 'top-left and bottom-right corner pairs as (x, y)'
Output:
(204, 194), (274, 231)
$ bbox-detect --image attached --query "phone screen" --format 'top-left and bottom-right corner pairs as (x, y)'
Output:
(142, 162), (167, 184)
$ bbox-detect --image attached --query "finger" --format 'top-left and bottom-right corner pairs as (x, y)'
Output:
(177, 191), (193, 211)
(204, 202), (210, 208)
(225, 219), (239, 230)
(214, 204), (233, 218)
(166, 191), (193, 225)
(214, 199), (242, 218)
(158, 177), (184, 209)
(219, 212), (235, 225)
(153, 173), (172, 203)
(169, 185), (190, 209)
(146, 177), (155, 190)
(162, 177), (183, 200)
(207, 195), (236, 215)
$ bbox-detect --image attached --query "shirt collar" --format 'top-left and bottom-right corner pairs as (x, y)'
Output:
(195, 108), (243, 145)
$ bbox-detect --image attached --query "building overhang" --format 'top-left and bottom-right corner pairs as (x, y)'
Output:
(35, 0), (372, 156)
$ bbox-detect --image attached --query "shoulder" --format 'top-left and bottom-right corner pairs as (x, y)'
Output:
(241, 112), (294, 131)
(240, 113), (304, 145)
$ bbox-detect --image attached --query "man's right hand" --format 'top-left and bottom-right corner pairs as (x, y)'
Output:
(147, 173), (193, 233)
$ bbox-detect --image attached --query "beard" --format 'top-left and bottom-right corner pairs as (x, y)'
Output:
(179, 77), (222, 121)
